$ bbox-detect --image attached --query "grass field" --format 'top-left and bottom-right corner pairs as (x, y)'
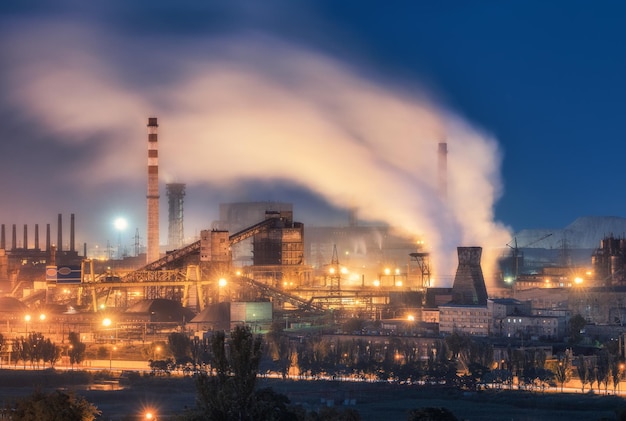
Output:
(0, 370), (625, 420)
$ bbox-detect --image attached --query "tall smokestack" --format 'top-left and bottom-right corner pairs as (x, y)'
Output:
(166, 183), (186, 249)
(1, 224), (5, 250)
(35, 224), (39, 250)
(57, 213), (63, 252)
(438, 142), (448, 200)
(11, 224), (16, 251)
(46, 224), (51, 252)
(70, 213), (75, 252)
(23, 224), (27, 250)
(147, 117), (160, 263)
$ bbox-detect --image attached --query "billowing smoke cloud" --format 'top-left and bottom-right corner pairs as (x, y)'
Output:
(1, 18), (510, 286)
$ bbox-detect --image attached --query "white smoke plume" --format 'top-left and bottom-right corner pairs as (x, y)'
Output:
(1, 20), (510, 286)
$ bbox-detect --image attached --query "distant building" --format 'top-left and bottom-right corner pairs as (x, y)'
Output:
(497, 314), (565, 340)
(568, 286), (626, 325)
(489, 298), (531, 319)
(438, 304), (491, 336)
(188, 301), (273, 334)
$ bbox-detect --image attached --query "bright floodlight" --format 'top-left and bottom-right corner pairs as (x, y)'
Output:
(114, 217), (128, 231)
(102, 318), (112, 327)
(218, 278), (227, 287)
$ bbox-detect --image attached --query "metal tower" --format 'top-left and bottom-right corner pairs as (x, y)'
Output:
(329, 244), (341, 295)
(410, 251), (432, 288)
(166, 183), (186, 249)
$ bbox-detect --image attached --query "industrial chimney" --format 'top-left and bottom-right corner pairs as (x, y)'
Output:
(166, 183), (186, 249)
(438, 142), (448, 200)
(146, 117), (160, 263)
(70, 213), (75, 252)
(57, 213), (63, 253)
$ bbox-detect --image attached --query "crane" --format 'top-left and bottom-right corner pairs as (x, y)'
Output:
(506, 233), (553, 282)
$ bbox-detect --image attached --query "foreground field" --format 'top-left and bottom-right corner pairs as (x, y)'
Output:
(0, 370), (625, 420)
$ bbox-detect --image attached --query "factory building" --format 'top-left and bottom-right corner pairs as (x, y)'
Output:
(592, 235), (626, 286)
(0, 214), (82, 296)
(215, 202), (293, 267)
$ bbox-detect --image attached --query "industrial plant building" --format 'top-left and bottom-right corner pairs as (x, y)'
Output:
(3, 116), (626, 356)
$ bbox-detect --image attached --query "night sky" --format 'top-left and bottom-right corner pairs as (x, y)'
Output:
(1, 1), (624, 273)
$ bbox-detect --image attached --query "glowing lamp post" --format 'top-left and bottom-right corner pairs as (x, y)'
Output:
(218, 278), (228, 302)
(24, 314), (31, 334)
(153, 346), (161, 361)
(102, 317), (117, 343)
(617, 363), (625, 394)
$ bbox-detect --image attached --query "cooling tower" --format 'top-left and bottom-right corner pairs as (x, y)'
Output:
(451, 246), (488, 305)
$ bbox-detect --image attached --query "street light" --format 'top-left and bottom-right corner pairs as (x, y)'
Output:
(102, 317), (117, 343)
(24, 314), (31, 334)
(154, 345), (161, 361)
(617, 363), (624, 394)
(218, 278), (228, 302)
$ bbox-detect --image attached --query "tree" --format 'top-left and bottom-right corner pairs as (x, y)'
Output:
(265, 321), (293, 379)
(13, 338), (26, 369)
(67, 332), (86, 369)
(41, 338), (61, 368)
(577, 355), (589, 393)
(444, 332), (469, 360)
(0, 333), (4, 367)
(596, 350), (611, 394)
(189, 325), (298, 421)
(611, 354), (623, 394)
(7, 389), (100, 421)
(568, 314), (586, 344)
(168, 332), (192, 365)
(554, 354), (572, 392)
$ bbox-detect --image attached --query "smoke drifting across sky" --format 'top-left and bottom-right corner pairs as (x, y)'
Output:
(0, 5), (510, 284)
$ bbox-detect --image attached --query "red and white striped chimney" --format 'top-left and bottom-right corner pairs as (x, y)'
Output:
(146, 117), (160, 263)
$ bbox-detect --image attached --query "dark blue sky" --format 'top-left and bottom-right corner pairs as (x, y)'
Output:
(322, 1), (626, 230)
(1, 1), (625, 254)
